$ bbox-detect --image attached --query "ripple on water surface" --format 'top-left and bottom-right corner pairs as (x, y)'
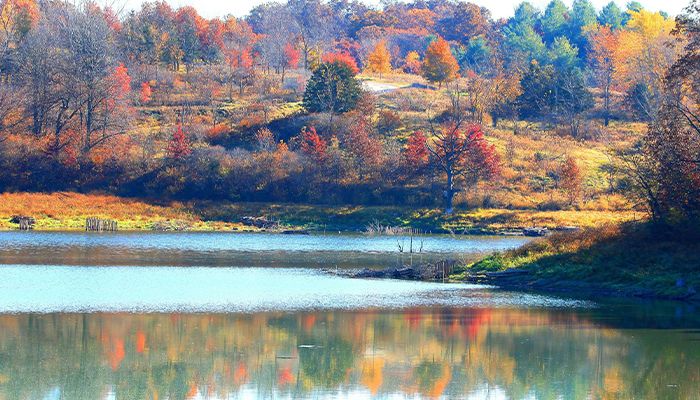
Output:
(0, 265), (591, 313)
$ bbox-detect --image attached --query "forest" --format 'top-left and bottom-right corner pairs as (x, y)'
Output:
(0, 0), (698, 229)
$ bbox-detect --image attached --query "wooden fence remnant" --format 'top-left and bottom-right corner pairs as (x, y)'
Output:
(10, 215), (35, 230)
(86, 217), (118, 232)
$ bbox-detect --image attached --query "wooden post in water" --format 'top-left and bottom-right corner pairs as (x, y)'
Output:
(18, 218), (33, 230)
(86, 217), (118, 232)
(12, 216), (36, 230)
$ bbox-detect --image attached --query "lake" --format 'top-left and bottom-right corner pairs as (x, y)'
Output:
(0, 232), (698, 399)
(0, 231), (530, 267)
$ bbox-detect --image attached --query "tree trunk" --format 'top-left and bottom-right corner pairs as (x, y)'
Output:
(444, 171), (455, 214)
(84, 97), (93, 153)
(603, 83), (611, 127)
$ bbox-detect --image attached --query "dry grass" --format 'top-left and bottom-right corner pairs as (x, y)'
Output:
(444, 209), (640, 231)
(0, 192), (242, 231)
(0, 192), (638, 232)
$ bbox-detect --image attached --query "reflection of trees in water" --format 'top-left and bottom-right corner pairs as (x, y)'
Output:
(0, 309), (697, 399)
(298, 333), (354, 387)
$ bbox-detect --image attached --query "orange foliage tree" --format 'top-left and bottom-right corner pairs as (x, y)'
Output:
(421, 37), (459, 87)
(403, 51), (421, 74)
(560, 156), (583, 205)
(0, 0), (39, 69)
(222, 17), (257, 99)
(365, 41), (391, 78)
(139, 82), (152, 104)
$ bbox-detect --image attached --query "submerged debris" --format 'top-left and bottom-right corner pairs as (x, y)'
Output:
(326, 260), (459, 281)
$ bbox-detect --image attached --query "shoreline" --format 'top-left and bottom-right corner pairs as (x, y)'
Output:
(327, 265), (700, 303)
(461, 273), (700, 302)
(0, 192), (639, 234)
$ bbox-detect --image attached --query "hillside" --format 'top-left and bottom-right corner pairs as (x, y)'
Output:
(452, 223), (700, 301)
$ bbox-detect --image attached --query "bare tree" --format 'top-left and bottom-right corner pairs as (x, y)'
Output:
(259, 4), (297, 76)
(287, 0), (335, 69)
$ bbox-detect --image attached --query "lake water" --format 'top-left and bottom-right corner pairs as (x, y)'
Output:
(0, 231), (530, 267)
(0, 232), (698, 399)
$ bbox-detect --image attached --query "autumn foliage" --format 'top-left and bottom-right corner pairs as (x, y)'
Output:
(284, 42), (300, 69)
(421, 37), (459, 86)
(139, 82), (152, 103)
(321, 51), (359, 75)
(365, 41), (392, 77)
(300, 126), (327, 163)
(167, 125), (191, 159)
(403, 51), (421, 74)
(0, 0), (691, 217)
(560, 156), (583, 205)
(426, 123), (500, 212)
(405, 130), (428, 168)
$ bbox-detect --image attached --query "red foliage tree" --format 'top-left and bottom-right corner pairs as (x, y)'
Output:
(140, 82), (152, 103)
(284, 42), (300, 69)
(344, 117), (383, 178)
(322, 51), (359, 75)
(427, 123), (500, 213)
(463, 127), (500, 182)
(405, 130), (429, 167)
(300, 126), (327, 163)
(167, 125), (192, 159)
(110, 63), (131, 100)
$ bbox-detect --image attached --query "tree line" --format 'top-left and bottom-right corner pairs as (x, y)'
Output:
(0, 0), (695, 219)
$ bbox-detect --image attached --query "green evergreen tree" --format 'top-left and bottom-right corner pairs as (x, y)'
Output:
(303, 61), (362, 113)
(503, 23), (546, 69)
(598, 2), (623, 30)
(511, 2), (541, 28)
(456, 36), (493, 74)
(548, 36), (579, 70)
(541, 0), (570, 43)
(569, 0), (597, 53)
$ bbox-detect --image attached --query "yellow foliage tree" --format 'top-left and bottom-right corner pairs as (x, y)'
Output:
(365, 41), (392, 78)
(421, 37), (459, 87)
(611, 10), (681, 119)
(404, 51), (421, 74)
(625, 9), (676, 39)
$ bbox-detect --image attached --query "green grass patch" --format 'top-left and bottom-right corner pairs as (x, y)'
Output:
(453, 223), (700, 300)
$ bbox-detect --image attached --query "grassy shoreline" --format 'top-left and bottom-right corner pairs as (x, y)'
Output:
(0, 192), (639, 233)
(2, 192), (697, 302)
(449, 223), (700, 302)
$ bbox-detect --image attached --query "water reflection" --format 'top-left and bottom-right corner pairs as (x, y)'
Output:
(0, 308), (697, 399)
